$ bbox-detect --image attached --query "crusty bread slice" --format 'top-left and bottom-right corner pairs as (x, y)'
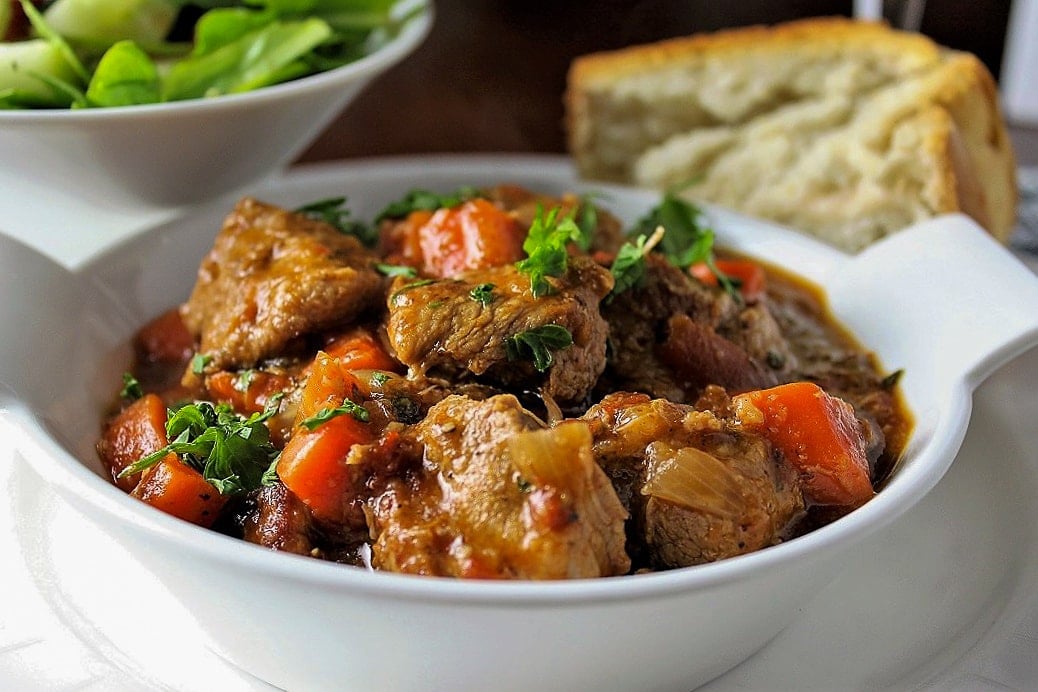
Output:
(565, 17), (1016, 252)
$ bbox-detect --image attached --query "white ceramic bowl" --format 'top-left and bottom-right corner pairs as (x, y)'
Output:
(2, 156), (1037, 692)
(0, 3), (430, 229)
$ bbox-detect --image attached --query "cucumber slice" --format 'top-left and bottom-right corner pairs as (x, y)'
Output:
(42, 0), (179, 51)
(0, 38), (81, 105)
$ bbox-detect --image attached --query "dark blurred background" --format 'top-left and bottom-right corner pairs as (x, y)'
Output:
(298, 0), (1028, 163)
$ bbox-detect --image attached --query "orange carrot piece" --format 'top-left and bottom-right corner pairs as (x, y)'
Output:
(276, 414), (371, 523)
(205, 370), (291, 415)
(734, 382), (874, 508)
(131, 454), (227, 528)
(134, 308), (194, 363)
(416, 198), (526, 278)
(97, 393), (170, 492)
(690, 259), (766, 302)
(323, 328), (399, 372)
(277, 351), (375, 522)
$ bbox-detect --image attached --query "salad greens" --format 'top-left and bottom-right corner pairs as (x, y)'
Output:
(0, 0), (419, 109)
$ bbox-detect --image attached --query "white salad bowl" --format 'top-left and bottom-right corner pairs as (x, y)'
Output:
(2, 155), (1037, 692)
(0, 1), (430, 237)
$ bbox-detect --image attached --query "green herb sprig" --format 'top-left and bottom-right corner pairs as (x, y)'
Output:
(607, 226), (665, 302)
(300, 397), (370, 431)
(119, 393), (284, 496)
(504, 324), (574, 372)
(375, 187), (481, 222)
(296, 197), (377, 247)
(515, 206), (582, 298)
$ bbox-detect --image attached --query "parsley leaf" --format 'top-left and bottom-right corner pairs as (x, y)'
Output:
(120, 372), (143, 400)
(375, 187), (481, 222)
(572, 194), (600, 252)
(630, 193), (740, 299)
(504, 324), (574, 372)
(191, 353), (212, 375)
(300, 398), (370, 431)
(515, 206), (582, 298)
(119, 394), (284, 496)
(296, 197), (378, 247)
(629, 193), (714, 267)
(607, 226), (665, 302)
(469, 282), (496, 307)
(376, 263), (418, 278)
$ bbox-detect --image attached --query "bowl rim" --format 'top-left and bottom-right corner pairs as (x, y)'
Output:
(0, 0), (432, 122)
(5, 154), (975, 607)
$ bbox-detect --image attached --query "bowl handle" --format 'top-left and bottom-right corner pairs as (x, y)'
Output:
(827, 214), (1038, 390)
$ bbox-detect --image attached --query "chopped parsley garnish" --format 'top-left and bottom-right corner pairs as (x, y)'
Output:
(607, 226), (665, 302)
(296, 197), (377, 247)
(235, 369), (254, 393)
(300, 398), (370, 431)
(375, 187), (481, 222)
(572, 195), (600, 252)
(628, 193), (738, 298)
(469, 282), (496, 307)
(504, 324), (574, 372)
(119, 394), (284, 496)
(370, 371), (391, 386)
(376, 263), (418, 278)
(881, 369), (904, 390)
(191, 353), (212, 375)
(120, 372), (143, 400)
(515, 206), (582, 298)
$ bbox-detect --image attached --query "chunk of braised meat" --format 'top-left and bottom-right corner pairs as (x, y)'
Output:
(581, 392), (804, 569)
(365, 395), (630, 579)
(601, 254), (794, 402)
(241, 483), (315, 556)
(385, 256), (613, 404)
(180, 198), (384, 372)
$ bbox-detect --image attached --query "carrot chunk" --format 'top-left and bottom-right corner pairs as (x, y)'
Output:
(205, 369), (291, 415)
(276, 351), (374, 522)
(323, 328), (399, 372)
(734, 382), (874, 507)
(134, 308), (194, 363)
(690, 259), (766, 303)
(131, 455), (227, 528)
(97, 393), (170, 492)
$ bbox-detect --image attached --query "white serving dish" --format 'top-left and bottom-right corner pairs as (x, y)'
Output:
(1, 156), (1037, 692)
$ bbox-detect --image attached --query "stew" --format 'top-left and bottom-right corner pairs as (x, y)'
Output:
(96, 185), (911, 579)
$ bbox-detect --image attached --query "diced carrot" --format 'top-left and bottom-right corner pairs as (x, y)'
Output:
(380, 208), (433, 268)
(205, 369), (291, 415)
(97, 393), (170, 492)
(134, 308), (194, 363)
(296, 351), (366, 421)
(276, 414), (372, 523)
(733, 381), (874, 508)
(690, 259), (766, 303)
(131, 454), (227, 528)
(407, 199), (525, 278)
(277, 350), (375, 522)
(323, 328), (399, 372)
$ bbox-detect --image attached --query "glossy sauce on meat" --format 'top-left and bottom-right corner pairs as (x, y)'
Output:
(97, 186), (912, 578)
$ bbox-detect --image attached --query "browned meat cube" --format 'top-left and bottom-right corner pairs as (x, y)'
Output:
(242, 482), (314, 556)
(181, 198), (384, 371)
(583, 392), (805, 568)
(368, 395), (630, 579)
(385, 256), (612, 404)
